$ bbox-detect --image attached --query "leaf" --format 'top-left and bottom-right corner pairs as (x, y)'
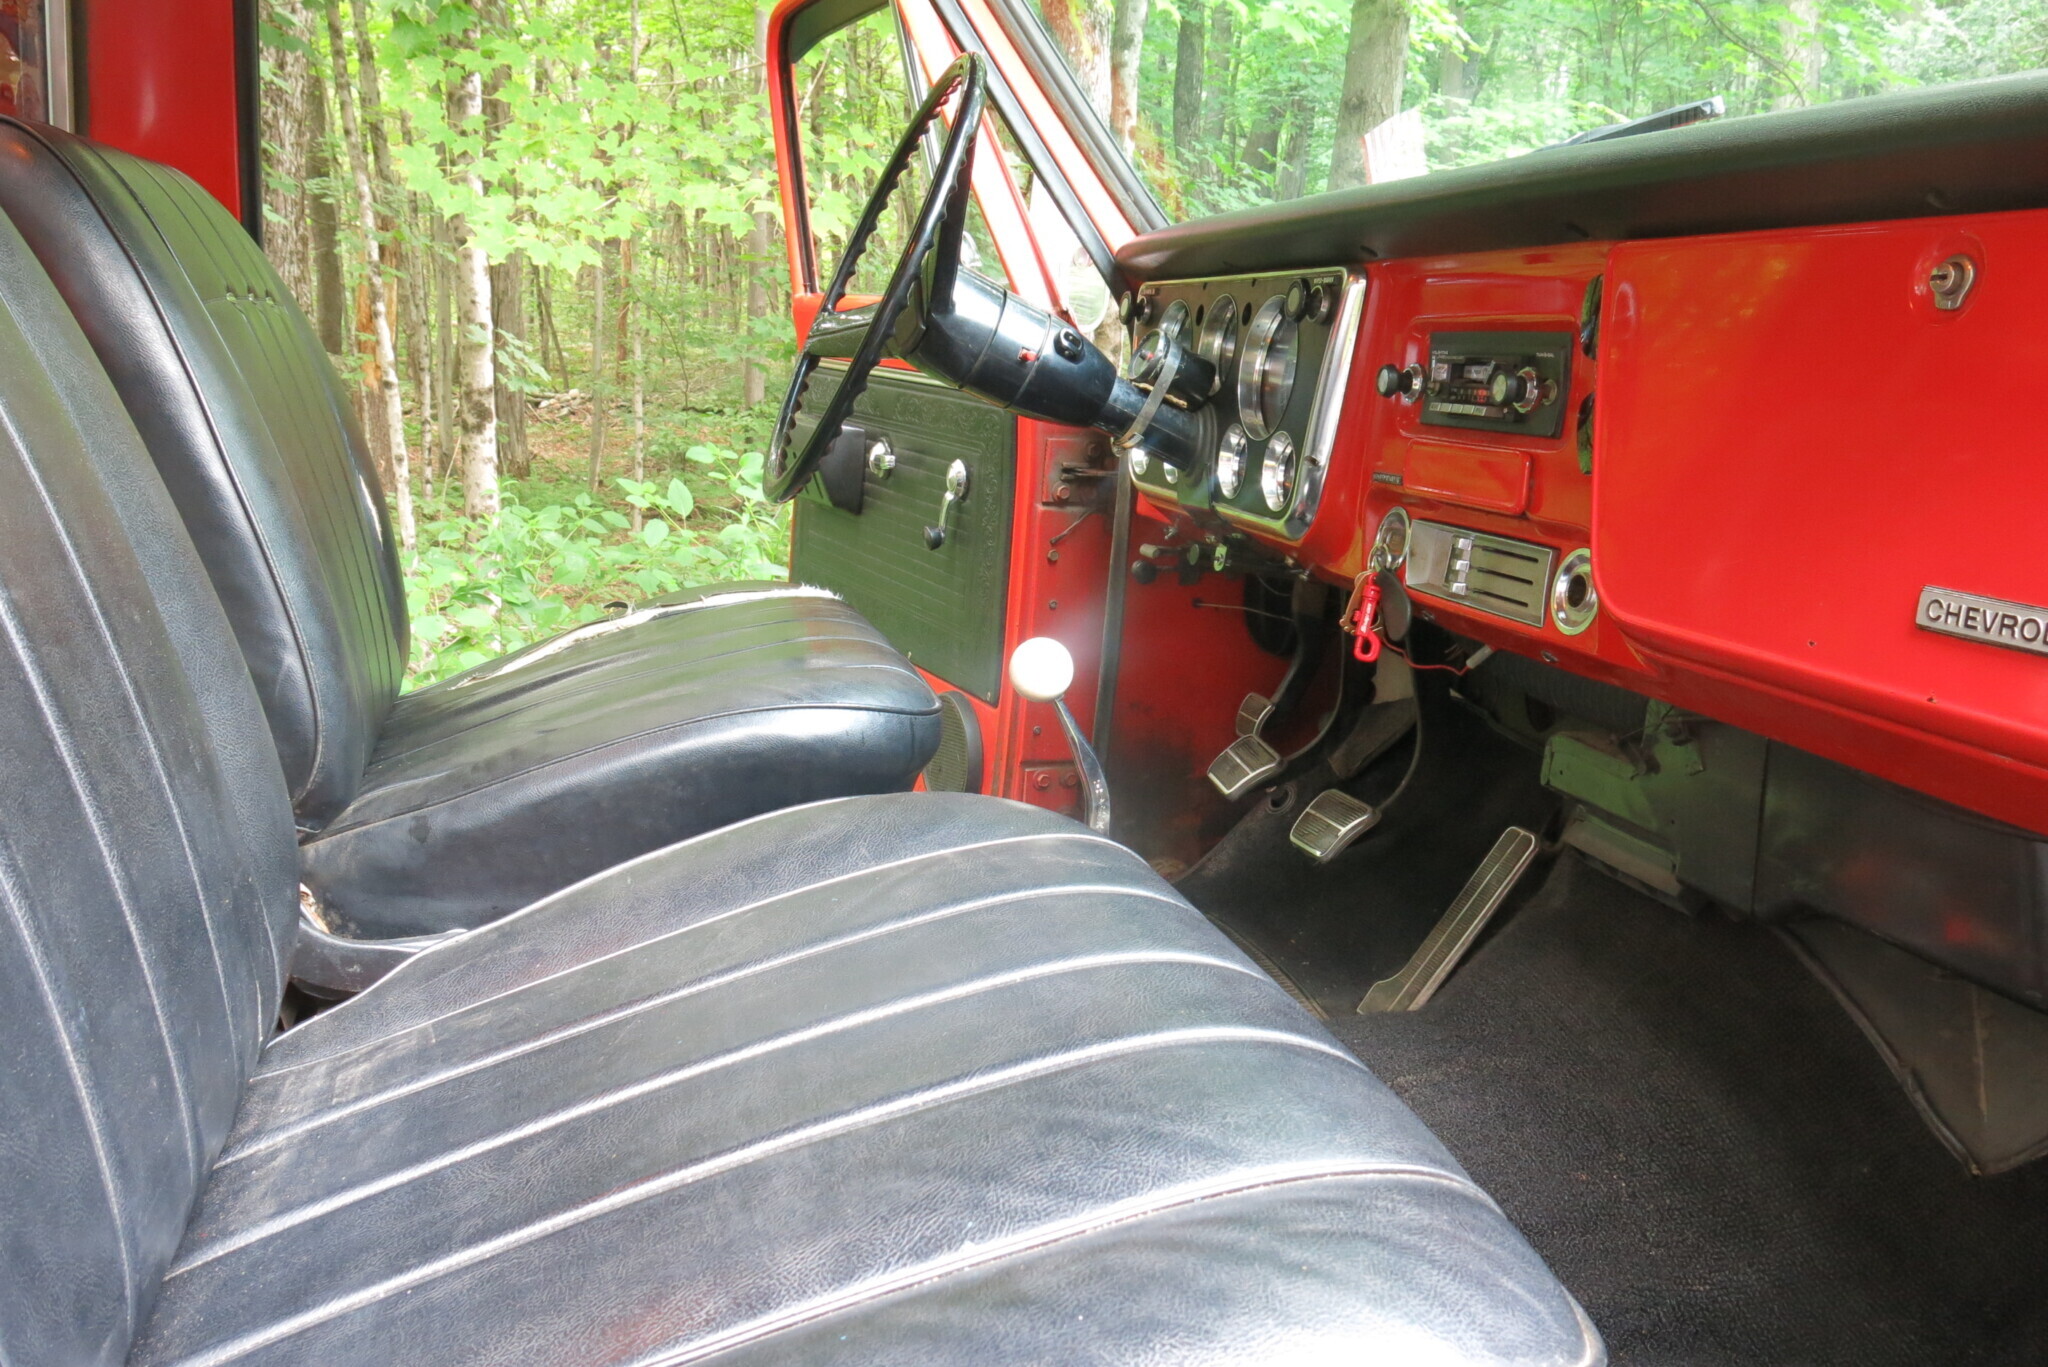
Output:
(642, 519), (670, 547)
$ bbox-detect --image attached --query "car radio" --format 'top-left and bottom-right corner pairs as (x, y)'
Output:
(1420, 331), (1573, 438)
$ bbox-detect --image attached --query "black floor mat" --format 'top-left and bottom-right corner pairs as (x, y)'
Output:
(1177, 685), (1556, 1015)
(1330, 856), (2048, 1367)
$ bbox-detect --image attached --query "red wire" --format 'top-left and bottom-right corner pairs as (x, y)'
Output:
(1386, 639), (1468, 674)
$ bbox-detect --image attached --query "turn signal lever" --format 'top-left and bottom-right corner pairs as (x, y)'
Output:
(1008, 637), (1110, 834)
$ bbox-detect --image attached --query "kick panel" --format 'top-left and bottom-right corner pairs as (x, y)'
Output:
(790, 365), (1015, 702)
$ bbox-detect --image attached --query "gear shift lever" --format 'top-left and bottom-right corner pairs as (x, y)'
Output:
(1008, 637), (1111, 835)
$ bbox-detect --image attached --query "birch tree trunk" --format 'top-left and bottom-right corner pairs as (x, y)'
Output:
(324, 0), (415, 551)
(447, 43), (501, 518)
(630, 295), (646, 532)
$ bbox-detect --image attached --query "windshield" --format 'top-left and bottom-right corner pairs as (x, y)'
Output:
(1019, 0), (2047, 221)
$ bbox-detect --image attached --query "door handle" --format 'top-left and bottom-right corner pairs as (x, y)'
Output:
(924, 459), (971, 549)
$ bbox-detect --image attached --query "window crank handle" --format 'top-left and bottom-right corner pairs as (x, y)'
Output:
(923, 459), (971, 550)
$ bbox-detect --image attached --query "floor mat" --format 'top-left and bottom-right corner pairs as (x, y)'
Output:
(1330, 856), (2048, 1366)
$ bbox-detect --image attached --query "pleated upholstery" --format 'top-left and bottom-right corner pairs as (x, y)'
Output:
(302, 587), (942, 935)
(134, 796), (1600, 1367)
(0, 118), (407, 826)
(0, 205), (298, 1367)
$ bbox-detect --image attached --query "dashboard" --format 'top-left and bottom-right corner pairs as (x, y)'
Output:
(1120, 217), (2048, 839)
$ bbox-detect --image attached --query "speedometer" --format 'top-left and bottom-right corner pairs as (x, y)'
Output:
(1236, 295), (1299, 440)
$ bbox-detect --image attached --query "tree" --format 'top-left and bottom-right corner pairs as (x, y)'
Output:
(445, 15), (501, 518)
(1108, 0), (1149, 150)
(324, 0), (415, 549)
(1328, 0), (1410, 190)
(1171, 0), (1204, 152)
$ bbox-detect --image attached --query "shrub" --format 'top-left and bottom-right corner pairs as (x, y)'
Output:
(403, 443), (788, 686)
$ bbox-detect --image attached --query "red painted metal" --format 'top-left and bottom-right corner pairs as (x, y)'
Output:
(1599, 210), (2048, 834)
(81, 0), (244, 219)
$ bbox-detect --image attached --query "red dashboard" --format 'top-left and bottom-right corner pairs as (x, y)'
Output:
(1136, 210), (2048, 837)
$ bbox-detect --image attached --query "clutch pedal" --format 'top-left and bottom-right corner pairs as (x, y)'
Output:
(1358, 826), (1540, 1013)
(1207, 734), (1282, 798)
(1289, 789), (1380, 863)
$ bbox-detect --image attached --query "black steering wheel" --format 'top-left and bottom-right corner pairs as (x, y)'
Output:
(766, 54), (987, 503)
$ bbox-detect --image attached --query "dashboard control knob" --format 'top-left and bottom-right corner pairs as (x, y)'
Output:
(1374, 363), (1423, 401)
(1488, 366), (1545, 413)
(1306, 282), (1334, 323)
(1284, 279), (1310, 321)
(1119, 291), (1158, 328)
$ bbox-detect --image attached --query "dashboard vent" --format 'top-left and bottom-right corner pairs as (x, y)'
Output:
(1405, 520), (1557, 627)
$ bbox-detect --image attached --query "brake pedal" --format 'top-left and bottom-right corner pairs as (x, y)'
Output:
(1234, 691), (1275, 737)
(1207, 734), (1282, 798)
(1289, 789), (1380, 863)
(1357, 826), (1540, 1013)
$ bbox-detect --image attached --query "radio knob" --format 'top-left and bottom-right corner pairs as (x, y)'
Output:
(1375, 363), (1423, 400)
(1488, 366), (1545, 414)
(1284, 279), (1310, 320)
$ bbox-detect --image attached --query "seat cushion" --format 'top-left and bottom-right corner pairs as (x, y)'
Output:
(138, 794), (1600, 1366)
(299, 587), (943, 936)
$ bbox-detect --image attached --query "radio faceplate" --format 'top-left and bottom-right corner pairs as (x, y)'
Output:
(1423, 331), (1573, 438)
(1406, 519), (1557, 627)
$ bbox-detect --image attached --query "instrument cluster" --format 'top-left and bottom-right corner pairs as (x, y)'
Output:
(1119, 269), (1364, 541)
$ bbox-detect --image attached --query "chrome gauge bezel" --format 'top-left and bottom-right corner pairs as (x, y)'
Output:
(1259, 430), (1296, 513)
(1158, 299), (1192, 346)
(1195, 293), (1238, 395)
(1236, 295), (1299, 441)
(1216, 423), (1249, 498)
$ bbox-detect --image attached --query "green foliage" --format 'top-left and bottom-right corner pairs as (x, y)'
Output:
(1037, 0), (2045, 221)
(403, 445), (788, 685)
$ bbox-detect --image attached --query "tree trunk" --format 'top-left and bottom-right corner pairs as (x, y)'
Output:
(630, 295), (646, 533)
(307, 59), (347, 357)
(1775, 0), (1825, 109)
(1039, 0), (1112, 109)
(447, 44), (500, 519)
(402, 195), (437, 474)
(586, 242), (610, 492)
(1278, 101), (1312, 201)
(325, 0), (415, 551)
(433, 212), (455, 476)
(1328, 0), (1410, 191)
(1108, 0), (1149, 152)
(1171, 0), (1205, 153)
(259, 0), (317, 313)
(1243, 107), (1282, 182)
(491, 252), (530, 479)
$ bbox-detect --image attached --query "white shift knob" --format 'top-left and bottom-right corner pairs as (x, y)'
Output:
(1008, 636), (1074, 702)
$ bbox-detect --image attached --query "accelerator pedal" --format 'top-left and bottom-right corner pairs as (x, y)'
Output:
(1288, 790), (1381, 863)
(1208, 734), (1283, 799)
(1358, 826), (1540, 1013)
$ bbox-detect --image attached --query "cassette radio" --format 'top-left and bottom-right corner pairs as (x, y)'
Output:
(1420, 331), (1573, 438)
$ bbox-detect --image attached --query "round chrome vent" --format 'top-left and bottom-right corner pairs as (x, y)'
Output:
(1550, 548), (1598, 635)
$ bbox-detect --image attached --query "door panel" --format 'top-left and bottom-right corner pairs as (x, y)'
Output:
(792, 365), (1016, 701)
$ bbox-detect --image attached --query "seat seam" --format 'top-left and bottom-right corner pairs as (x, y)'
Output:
(258, 827), (1141, 1074)
(158, 1028), (1371, 1366)
(180, 949), (1282, 1271)
(224, 881), (1197, 1162)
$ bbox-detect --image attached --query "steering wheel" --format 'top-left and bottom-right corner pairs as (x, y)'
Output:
(765, 53), (987, 503)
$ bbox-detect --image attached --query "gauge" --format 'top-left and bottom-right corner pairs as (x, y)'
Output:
(1236, 295), (1300, 440)
(1216, 423), (1249, 498)
(1195, 294), (1238, 393)
(1260, 430), (1296, 513)
(1158, 299), (1192, 346)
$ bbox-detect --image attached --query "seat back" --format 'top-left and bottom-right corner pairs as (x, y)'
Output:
(0, 205), (298, 1364)
(0, 120), (409, 827)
